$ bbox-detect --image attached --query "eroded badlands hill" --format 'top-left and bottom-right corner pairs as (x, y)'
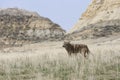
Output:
(0, 8), (65, 46)
(67, 0), (120, 40)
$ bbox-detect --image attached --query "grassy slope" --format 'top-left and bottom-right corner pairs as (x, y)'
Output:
(0, 41), (120, 80)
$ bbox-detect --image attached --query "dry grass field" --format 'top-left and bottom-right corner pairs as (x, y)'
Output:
(0, 40), (120, 80)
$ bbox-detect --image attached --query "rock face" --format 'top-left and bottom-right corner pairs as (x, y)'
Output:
(68, 0), (120, 40)
(0, 8), (65, 43)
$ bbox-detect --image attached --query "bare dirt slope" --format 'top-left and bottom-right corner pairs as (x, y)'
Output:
(1, 34), (120, 53)
(67, 0), (120, 40)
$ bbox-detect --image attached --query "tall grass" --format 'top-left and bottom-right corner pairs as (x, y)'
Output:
(0, 43), (119, 80)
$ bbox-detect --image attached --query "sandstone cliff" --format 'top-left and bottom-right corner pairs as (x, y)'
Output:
(0, 8), (65, 47)
(67, 0), (120, 40)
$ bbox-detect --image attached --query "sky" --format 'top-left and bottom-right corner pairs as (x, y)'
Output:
(0, 0), (91, 31)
